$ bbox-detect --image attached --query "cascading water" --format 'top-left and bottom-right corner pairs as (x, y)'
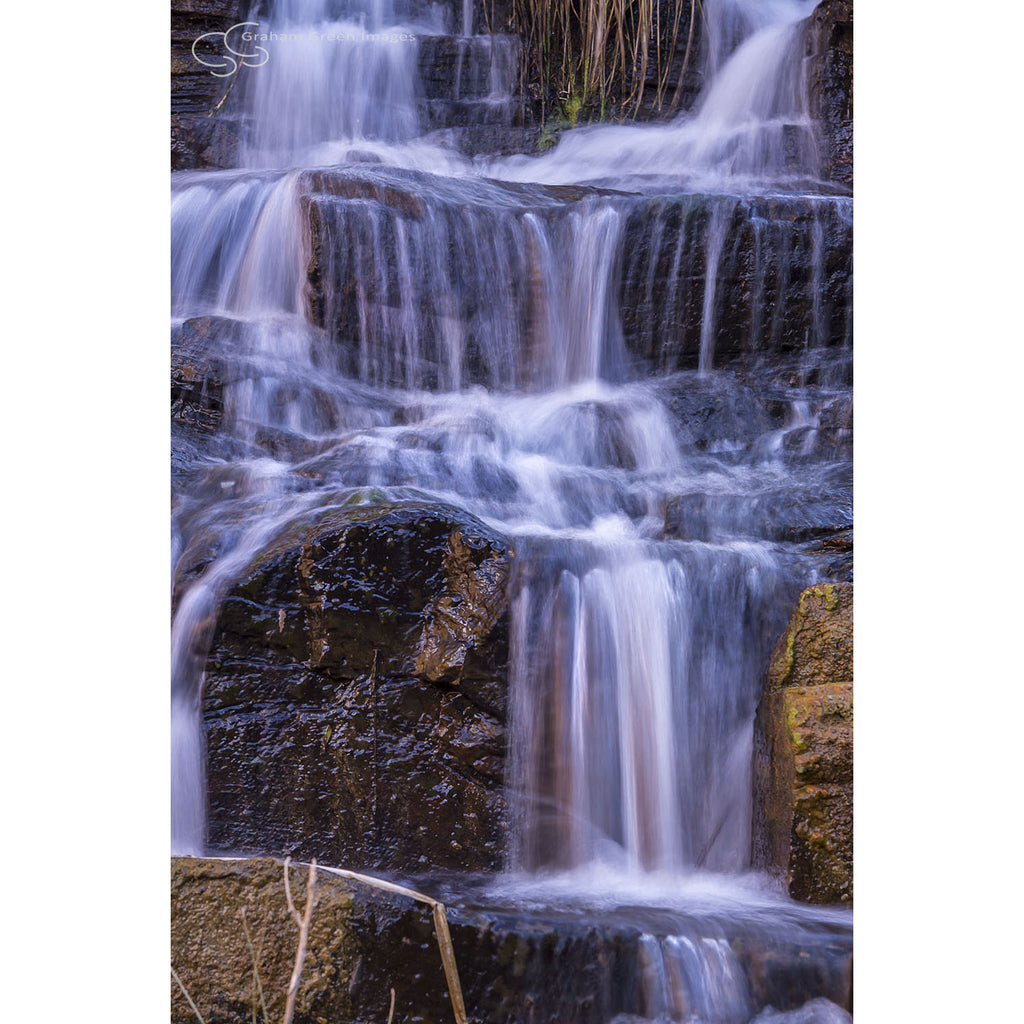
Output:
(172, 0), (853, 1017)
(491, 0), (821, 189)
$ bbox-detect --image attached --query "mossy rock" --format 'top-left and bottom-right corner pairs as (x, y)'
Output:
(754, 584), (853, 904)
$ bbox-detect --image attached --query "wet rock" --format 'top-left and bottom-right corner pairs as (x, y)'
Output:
(171, 316), (235, 431)
(417, 34), (521, 105)
(753, 583), (853, 904)
(171, 114), (242, 171)
(765, 582), (852, 690)
(300, 169), (428, 218)
(803, 1), (853, 186)
(428, 124), (543, 157)
(619, 193), (853, 373)
(798, 529), (853, 584)
(171, 316), (244, 487)
(171, 0), (248, 168)
(201, 501), (511, 872)
(663, 374), (777, 453)
(302, 170), (852, 388)
(172, 857), (852, 1024)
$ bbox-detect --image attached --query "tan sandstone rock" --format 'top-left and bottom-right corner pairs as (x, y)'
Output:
(753, 583), (853, 904)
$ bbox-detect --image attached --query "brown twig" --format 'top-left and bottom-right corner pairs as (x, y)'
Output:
(209, 70), (239, 116)
(669, 0), (704, 113)
(282, 856), (318, 1024)
(431, 903), (469, 1024)
(318, 865), (469, 1024)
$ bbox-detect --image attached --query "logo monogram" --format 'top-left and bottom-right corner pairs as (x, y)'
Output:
(192, 22), (269, 78)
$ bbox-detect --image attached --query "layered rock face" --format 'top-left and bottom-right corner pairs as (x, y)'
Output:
(171, 0), (247, 169)
(171, 1), (853, 176)
(196, 501), (511, 872)
(172, 0), (854, 906)
(302, 168), (852, 390)
(753, 583), (853, 903)
(619, 193), (853, 373)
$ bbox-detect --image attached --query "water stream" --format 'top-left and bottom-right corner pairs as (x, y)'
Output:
(172, 1), (852, 1018)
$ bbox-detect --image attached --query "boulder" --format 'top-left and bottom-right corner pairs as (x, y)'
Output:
(199, 501), (511, 872)
(753, 583), (853, 904)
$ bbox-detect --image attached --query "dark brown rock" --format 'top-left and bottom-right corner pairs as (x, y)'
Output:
(753, 583), (853, 904)
(803, 1), (853, 186)
(618, 193), (854, 374)
(171, 316), (234, 431)
(171, 0), (247, 168)
(301, 170), (853, 387)
(171, 113), (242, 171)
(201, 501), (512, 872)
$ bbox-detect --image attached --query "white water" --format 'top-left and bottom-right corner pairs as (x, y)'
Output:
(489, 0), (821, 189)
(172, 0), (849, 902)
(237, 0), (426, 167)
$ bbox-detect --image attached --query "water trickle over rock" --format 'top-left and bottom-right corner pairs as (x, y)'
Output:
(171, 0), (854, 1018)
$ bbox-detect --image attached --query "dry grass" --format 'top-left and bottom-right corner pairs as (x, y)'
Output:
(509, 0), (704, 123)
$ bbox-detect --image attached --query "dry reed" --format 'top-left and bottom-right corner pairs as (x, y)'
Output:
(508, 0), (704, 122)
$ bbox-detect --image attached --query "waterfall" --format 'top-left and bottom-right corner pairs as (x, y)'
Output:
(490, 0), (821, 189)
(172, 10), (852, 1017)
(172, 0), (849, 862)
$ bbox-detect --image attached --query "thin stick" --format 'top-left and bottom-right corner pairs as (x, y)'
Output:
(209, 858), (471, 1024)
(386, 987), (396, 1024)
(210, 70), (238, 116)
(318, 865), (469, 1024)
(171, 965), (207, 1024)
(432, 903), (469, 1024)
(670, 0), (703, 113)
(282, 857), (318, 1024)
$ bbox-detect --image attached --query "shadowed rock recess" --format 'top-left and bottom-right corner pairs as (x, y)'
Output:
(753, 583), (853, 904)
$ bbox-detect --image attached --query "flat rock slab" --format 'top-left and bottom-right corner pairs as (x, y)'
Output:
(172, 857), (853, 1024)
